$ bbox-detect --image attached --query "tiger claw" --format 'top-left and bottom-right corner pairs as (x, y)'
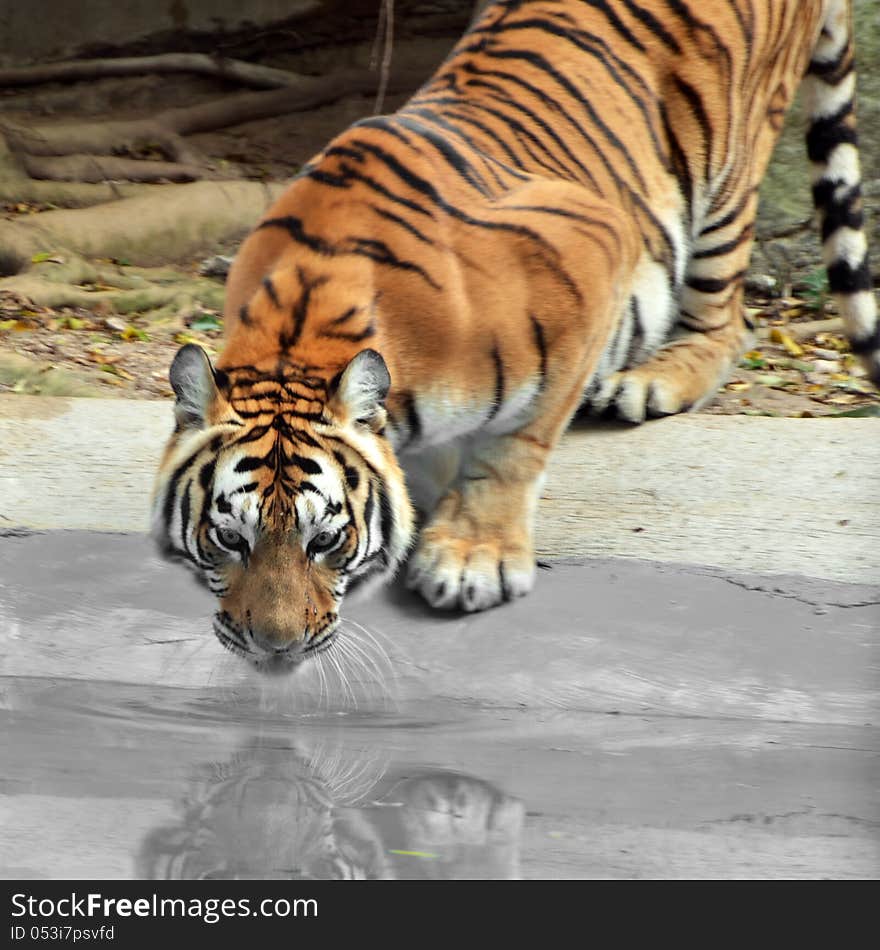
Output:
(406, 535), (535, 612)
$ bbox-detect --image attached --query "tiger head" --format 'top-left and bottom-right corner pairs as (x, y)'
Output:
(151, 342), (414, 673)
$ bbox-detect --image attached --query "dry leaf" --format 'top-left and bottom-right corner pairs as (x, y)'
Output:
(769, 328), (804, 357)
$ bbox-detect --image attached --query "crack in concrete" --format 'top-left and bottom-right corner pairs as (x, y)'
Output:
(686, 571), (880, 611)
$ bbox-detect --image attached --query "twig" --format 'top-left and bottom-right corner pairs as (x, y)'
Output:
(757, 317), (843, 341)
(756, 217), (814, 242)
(373, 0), (395, 115)
(0, 53), (306, 90)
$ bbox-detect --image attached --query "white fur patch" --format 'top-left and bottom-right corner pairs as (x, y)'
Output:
(838, 290), (878, 340)
(802, 71), (855, 120)
(811, 143), (861, 186)
(823, 226), (868, 269)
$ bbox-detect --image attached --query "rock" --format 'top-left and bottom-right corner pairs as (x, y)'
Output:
(811, 359), (842, 374)
(103, 316), (126, 332)
(198, 255), (234, 278)
(744, 273), (779, 295)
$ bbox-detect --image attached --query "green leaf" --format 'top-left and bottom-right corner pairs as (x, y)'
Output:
(739, 355), (767, 370)
(190, 313), (222, 332)
(830, 405), (880, 418)
(30, 252), (52, 263)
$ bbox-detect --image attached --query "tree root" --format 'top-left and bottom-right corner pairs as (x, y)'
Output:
(0, 53), (309, 90)
(0, 273), (224, 315)
(20, 154), (208, 184)
(1, 66), (426, 183)
(0, 179), (286, 274)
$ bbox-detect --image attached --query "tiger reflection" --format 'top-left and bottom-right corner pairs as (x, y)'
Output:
(136, 739), (524, 880)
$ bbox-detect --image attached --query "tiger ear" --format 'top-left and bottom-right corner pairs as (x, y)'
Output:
(329, 349), (390, 429)
(169, 343), (227, 429)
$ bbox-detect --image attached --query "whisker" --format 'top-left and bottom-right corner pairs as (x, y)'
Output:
(330, 645), (359, 711)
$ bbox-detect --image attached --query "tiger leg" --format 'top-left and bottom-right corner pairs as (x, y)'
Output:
(590, 307), (751, 423)
(404, 283), (608, 612)
(405, 427), (555, 612)
(591, 191), (759, 424)
(406, 184), (638, 611)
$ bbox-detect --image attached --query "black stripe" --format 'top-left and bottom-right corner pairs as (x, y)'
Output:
(369, 204), (435, 245)
(407, 98), (533, 176)
(288, 428), (322, 449)
(699, 188), (756, 236)
(691, 226), (753, 259)
(807, 49), (853, 83)
(235, 452), (271, 473)
(621, 0), (682, 52)
(475, 39), (650, 193)
(282, 269), (326, 350)
(262, 276), (280, 309)
(530, 314), (548, 391)
(685, 271), (745, 295)
(849, 323), (880, 355)
(827, 258), (872, 295)
(362, 483), (375, 558)
(162, 450), (202, 545)
(404, 391), (422, 448)
(329, 306), (359, 326)
(673, 76), (713, 175)
(377, 482), (395, 554)
(239, 304), (252, 326)
(322, 322), (376, 343)
(395, 114), (495, 196)
(333, 451), (361, 493)
(290, 454), (322, 476)
(458, 56), (674, 262)
(811, 181), (864, 241)
(323, 144), (367, 163)
(487, 344), (505, 421)
(307, 164), (435, 219)
(659, 101), (694, 218)
(484, 16), (667, 172)
(350, 137), (582, 302)
(401, 110), (511, 191)
(259, 215), (334, 253)
(806, 102), (857, 164)
(180, 478), (193, 557)
(342, 236), (440, 290)
(450, 79), (588, 181)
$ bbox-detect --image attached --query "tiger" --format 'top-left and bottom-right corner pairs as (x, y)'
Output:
(153, 0), (878, 671)
(137, 741), (524, 880)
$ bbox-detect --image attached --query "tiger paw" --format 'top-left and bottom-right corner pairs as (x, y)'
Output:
(589, 369), (691, 424)
(406, 532), (535, 612)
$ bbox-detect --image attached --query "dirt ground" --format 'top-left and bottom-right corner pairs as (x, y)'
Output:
(1, 68), (878, 418)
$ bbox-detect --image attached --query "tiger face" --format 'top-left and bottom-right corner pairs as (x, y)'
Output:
(151, 343), (414, 672)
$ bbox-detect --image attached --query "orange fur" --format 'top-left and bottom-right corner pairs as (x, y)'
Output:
(153, 1), (876, 665)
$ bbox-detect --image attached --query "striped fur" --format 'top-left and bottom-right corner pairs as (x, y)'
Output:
(153, 0), (877, 660)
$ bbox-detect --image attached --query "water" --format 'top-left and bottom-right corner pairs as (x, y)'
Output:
(1, 531), (878, 879)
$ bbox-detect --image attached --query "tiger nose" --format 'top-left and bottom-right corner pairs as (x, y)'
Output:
(250, 627), (306, 656)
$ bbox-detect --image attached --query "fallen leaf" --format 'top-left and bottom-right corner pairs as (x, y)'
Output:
(769, 328), (804, 357)
(189, 313), (222, 332)
(99, 364), (134, 380)
(753, 374), (789, 388)
(823, 393), (860, 405)
(832, 405), (880, 417)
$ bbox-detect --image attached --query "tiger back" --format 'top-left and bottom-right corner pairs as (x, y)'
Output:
(152, 0), (878, 669)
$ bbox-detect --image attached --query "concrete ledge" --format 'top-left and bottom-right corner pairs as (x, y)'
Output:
(0, 395), (877, 583)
